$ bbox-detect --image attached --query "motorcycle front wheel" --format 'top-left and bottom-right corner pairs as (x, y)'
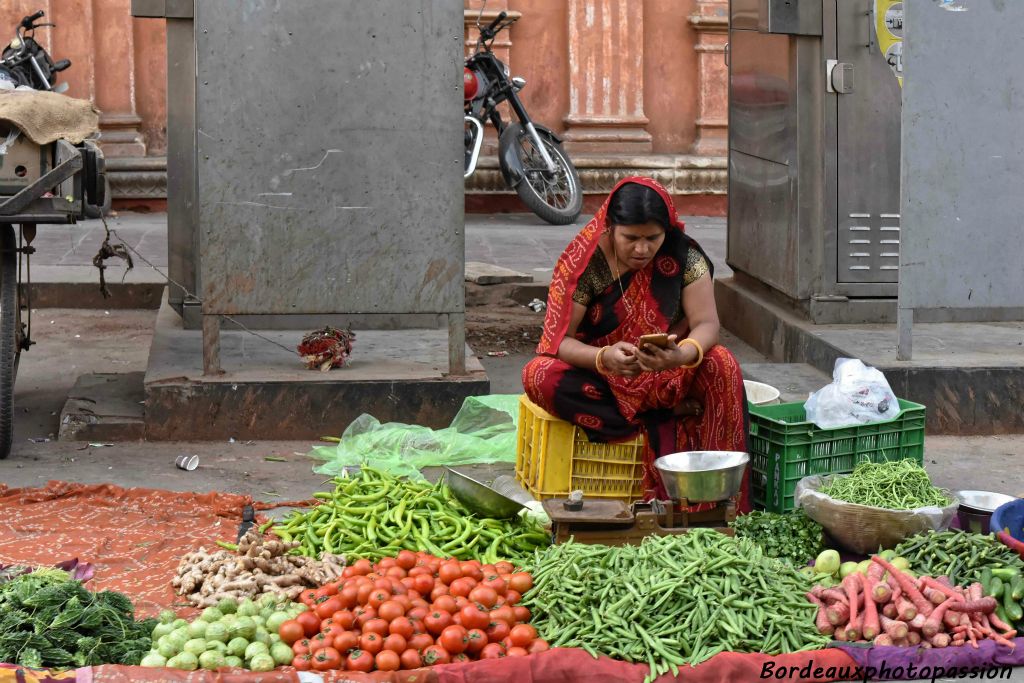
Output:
(0, 223), (19, 459)
(509, 130), (582, 225)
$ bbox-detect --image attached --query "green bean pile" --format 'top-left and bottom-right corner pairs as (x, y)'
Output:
(270, 467), (549, 564)
(522, 531), (828, 681)
(819, 459), (952, 510)
(894, 530), (1024, 586)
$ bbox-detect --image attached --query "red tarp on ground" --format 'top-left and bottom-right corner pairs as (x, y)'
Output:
(2, 648), (862, 683)
(0, 480), (307, 617)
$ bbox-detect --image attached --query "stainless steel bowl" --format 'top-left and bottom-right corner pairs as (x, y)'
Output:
(445, 468), (525, 519)
(653, 451), (750, 503)
(955, 490), (1015, 534)
(956, 490), (1016, 512)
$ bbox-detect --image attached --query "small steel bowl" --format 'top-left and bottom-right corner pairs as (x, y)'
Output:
(445, 467), (525, 520)
(956, 490), (1016, 534)
(956, 490), (1016, 512)
(654, 451), (750, 503)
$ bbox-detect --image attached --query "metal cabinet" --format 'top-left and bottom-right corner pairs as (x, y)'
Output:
(728, 0), (904, 322)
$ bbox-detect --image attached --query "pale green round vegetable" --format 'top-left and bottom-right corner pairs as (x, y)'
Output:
(205, 640), (228, 654)
(166, 629), (190, 651)
(187, 620), (209, 639)
(184, 638), (207, 657)
(141, 652), (168, 668)
(236, 599), (260, 617)
(251, 615), (266, 628)
(204, 621), (229, 643)
(892, 556), (911, 572)
(224, 655), (243, 669)
(226, 637), (249, 657)
(880, 549), (897, 561)
(857, 559), (872, 574)
(268, 634), (282, 644)
(159, 609), (177, 625)
(151, 622), (175, 640)
(216, 597), (238, 614)
(172, 618), (189, 629)
(839, 561), (860, 579)
(253, 626), (271, 645)
(157, 637), (180, 659)
(265, 611), (290, 633)
(270, 642), (294, 666)
(199, 650), (226, 671)
(220, 613), (238, 627)
(169, 652), (199, 671)
(201, 606), (224, 623)
(814, 549), (841, 576)
(244, 641), (269, 661)
(229, 616), (257, 641)
(248, 653), (275, 672)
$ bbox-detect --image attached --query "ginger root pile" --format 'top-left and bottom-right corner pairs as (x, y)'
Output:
(173, 529), (345, 607)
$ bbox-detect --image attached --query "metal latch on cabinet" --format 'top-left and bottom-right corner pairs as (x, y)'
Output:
(826, 60), (854, 94)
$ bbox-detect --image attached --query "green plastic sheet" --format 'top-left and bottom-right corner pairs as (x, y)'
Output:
(308, 394), (521, 480)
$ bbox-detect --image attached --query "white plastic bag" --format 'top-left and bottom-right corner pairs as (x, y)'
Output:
(804, 358), (900, 429)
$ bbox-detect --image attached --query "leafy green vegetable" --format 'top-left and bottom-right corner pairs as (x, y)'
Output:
(0, 571), (155, 668)
(730, 508), (824, 567)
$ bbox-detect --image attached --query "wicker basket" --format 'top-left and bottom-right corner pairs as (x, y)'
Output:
(795, 475), (959, 554)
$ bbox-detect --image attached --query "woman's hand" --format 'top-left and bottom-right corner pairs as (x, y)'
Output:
(602, 341), (642, 377)
(635, 334), (697, 372)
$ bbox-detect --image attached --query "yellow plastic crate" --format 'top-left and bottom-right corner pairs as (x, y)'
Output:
(515, 394), (645, 502)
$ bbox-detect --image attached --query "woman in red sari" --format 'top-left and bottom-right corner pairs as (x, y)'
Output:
(522, 176), (751, 512)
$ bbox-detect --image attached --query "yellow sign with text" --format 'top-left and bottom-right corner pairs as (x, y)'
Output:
(875, 0), (904, 87)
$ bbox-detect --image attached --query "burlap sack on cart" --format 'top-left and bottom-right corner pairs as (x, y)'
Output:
(795, 475), (958, 554)
(0, 90), (99, 144)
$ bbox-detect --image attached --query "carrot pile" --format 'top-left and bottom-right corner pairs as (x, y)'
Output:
(808, 555), (1018, 650)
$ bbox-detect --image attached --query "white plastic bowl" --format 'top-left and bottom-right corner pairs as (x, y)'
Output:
(744, 380), (781, 406)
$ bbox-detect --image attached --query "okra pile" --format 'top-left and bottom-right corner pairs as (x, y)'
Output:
(894, 530), (1024, 586)
(522, 530), (829, 681)
(271, 467), (549, 564)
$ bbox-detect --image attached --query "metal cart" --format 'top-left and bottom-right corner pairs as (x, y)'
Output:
(0, 124), (106, 458)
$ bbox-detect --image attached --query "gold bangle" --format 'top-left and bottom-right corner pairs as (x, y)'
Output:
(595, 345), (610, 375)
(676, 337), (704, 369)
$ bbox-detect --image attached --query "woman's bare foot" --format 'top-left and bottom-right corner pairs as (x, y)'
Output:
(674, 398), (703, 417)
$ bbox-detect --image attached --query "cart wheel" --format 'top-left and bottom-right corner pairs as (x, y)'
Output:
(0, 223), (18, 459)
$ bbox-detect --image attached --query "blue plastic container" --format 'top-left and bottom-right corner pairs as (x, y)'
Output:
(990, 498), (1024, 541)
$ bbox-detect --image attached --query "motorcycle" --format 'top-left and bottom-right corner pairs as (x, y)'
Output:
(464, 6), (582, 225)
(0, 10), (71, 92)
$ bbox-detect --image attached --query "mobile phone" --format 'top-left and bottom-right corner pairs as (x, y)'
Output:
(638, 333), (671, 350)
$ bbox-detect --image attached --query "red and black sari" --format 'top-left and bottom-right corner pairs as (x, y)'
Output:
(521, 177), (751, 512)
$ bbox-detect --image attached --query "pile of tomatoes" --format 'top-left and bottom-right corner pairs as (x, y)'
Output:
(276, 550), (549, 672)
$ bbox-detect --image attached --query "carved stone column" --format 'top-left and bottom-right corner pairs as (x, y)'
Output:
(92, 0), (145, 158)
(689, 0), (729, 156)
(563, 0), (651, 153)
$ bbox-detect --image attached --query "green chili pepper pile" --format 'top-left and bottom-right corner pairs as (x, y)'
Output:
(729, 509), (823, 567)
(819, 459), (952, 510)
(270, 467), (549, 564)
(522, 530), (829, 681)
(894, 530), (1024, 586)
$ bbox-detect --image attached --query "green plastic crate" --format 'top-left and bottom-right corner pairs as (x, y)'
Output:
(748, 398), (926, 513)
